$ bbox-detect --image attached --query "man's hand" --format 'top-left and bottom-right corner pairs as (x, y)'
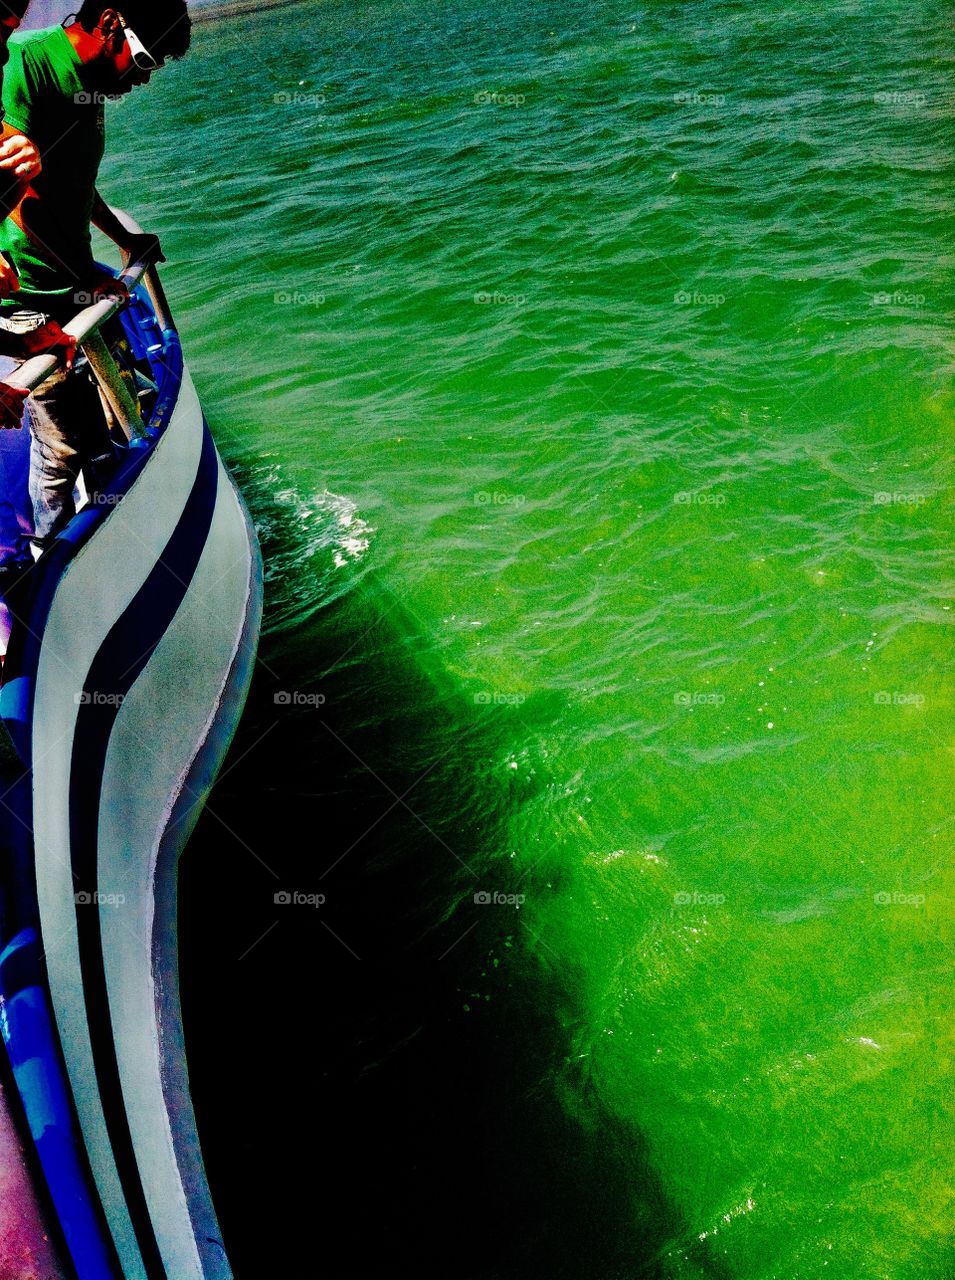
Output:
(120, 232), (164, 269)
(0, 134), (41, 183)
(21, 320), (77, 371)
(0, 253), (19, 302)
(91, 277), (131, 309)
(0, 383), (28, 430)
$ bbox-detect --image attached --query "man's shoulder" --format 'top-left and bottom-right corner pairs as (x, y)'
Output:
(5, 27), (82, 128)
(8, 25), (63, 63)
(7, 27), (77, 90)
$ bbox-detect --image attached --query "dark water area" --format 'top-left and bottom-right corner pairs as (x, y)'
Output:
(178, 558), (691, 1280)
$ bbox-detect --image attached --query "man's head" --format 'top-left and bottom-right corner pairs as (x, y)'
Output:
(74, 2), (191, 93)
(0, 1), (30, 67)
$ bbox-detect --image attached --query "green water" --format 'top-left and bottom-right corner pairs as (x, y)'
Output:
(99, 1), (953, 1276)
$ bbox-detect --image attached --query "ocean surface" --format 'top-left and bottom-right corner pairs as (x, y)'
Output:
(96, 2), (953, 1277)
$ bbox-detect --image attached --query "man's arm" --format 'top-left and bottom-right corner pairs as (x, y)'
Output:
(91, 191), (164, 267)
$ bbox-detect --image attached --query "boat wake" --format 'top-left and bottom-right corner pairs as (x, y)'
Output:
(235, 461), (375, 632)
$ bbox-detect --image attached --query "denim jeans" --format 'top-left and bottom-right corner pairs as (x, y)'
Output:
(0, 309), (116, 542)
(0, 354), (32, 570)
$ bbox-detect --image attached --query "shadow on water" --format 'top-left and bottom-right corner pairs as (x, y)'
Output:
(177, 511), (730, 1279)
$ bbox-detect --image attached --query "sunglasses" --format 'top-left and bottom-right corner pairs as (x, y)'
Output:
(116, 14), (163, 72)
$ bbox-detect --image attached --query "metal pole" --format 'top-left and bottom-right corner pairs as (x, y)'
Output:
(81, 331), (146, 441)
(142, 266), (176, 335)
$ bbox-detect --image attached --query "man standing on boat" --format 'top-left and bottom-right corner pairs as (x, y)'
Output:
(0, 0), (76, 429)
(0, 0), (78, 591)
(0, 0), (191, 545)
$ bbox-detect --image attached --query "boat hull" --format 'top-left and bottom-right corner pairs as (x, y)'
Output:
(0, 309), (261, 1278)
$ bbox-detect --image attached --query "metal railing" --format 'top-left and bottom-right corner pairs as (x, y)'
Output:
(4, 208), (176, 443)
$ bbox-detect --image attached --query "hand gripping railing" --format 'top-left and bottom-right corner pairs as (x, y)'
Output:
(3, 207), (176, 442)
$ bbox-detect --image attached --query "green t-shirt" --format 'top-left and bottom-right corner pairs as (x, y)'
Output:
(0, 26), (106, 312)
